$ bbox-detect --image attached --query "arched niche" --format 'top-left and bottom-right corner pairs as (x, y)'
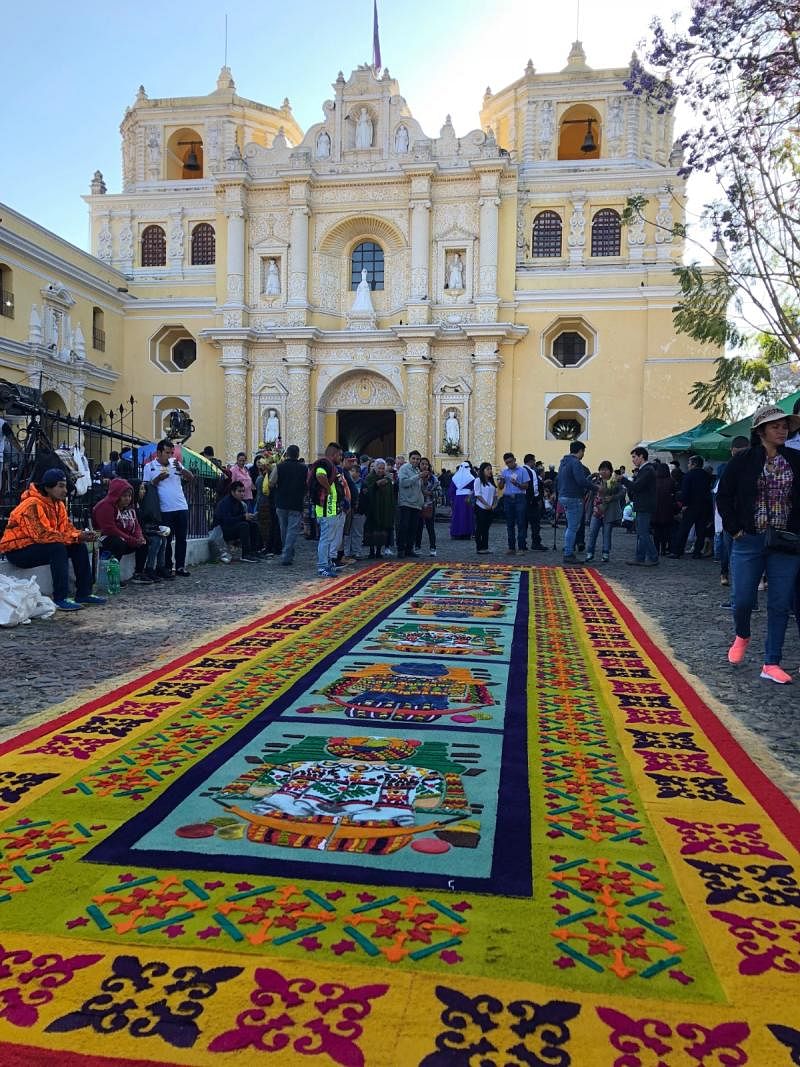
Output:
(83, 401), (107, 466)
(558, 104), (602, 160)
(545, 392), (590, 441)
(166, 127), (204, 180)
(153, 395), (190, 439)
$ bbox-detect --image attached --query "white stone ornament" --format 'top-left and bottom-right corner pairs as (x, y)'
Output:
(317, 130), (331, 158)
(445, 409), (460, 445)
(394, 125), (409, 154)
(447, 253), (464, 291)
(355, 108), (373, 149)
(265, 258), (281, 296)
(97, 222), (113, 263)
(264, 408), (280, 442)
(351, 270), (375, 313)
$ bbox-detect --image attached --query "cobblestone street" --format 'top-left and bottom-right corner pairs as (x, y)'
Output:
(3, 521), (799, 801)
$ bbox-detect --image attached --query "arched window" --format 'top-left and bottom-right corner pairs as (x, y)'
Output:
(531, 211), (563, 257)
(141, 225), (166, 267)
(92, 307), (105, 351)
(190, 223), (215, 265)
(0, 263), (13, 319)
(350, 241), (384, 290)
(591, 209), (622, 257)
(553, 332), (587, 368)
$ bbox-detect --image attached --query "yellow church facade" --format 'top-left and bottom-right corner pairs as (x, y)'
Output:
(1, 46), (717, 466)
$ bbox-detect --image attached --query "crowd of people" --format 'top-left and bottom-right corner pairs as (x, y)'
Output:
(4, 410), (800, 687)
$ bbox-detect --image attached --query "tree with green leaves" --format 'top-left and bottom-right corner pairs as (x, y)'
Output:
(625, 0), (800, 386)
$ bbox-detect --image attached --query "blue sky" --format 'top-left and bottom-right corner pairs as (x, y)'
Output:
(2, 0), (692, 251)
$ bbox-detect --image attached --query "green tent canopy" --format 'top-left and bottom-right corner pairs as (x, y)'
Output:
(679, 390), (800, 461)
(646, 419), (724, 453)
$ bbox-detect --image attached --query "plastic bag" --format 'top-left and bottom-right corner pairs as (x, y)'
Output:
(0, 573), (56, 626)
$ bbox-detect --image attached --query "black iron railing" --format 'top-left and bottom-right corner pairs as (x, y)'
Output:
(92, 327), (105, 352)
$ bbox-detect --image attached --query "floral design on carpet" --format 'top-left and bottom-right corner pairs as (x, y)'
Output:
(207, 965), (388, 1063)
(0, 943), (102, 1027)
(596, 1007), (751, 1066)
(45, 954), (242, 1049)
(419, 985), (581, 1066)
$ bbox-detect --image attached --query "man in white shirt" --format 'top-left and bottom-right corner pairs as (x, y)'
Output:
(143, 439), (194, 576)
(496, 452), (531, 554)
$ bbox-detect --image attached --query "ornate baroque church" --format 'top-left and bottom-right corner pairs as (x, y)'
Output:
(0, 44), (716, 463)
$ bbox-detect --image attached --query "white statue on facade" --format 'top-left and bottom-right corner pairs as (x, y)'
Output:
(265, 258), (281, 296)
(607, 98), (624, 143)
(538, 101), (555, 159)
(265, 408), (280, 443)
(169, 218), (184, 257)
(445, 409), (461, 446)
(394, 124), (409, 153)
(351, 269), (375, 313)
(447, 253), (464, 290)
(355, 108), (373, 149)
(316, 130), (331, 158)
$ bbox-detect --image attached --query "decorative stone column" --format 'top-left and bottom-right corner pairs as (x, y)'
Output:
(284, 342), (313, 459)
(224, 206), (245, 308)
(287, 177), (311, 325)
(471, 341), (502, 465)
(403, 166), (435, 325)
(478, 195), (500, 298)
(403, 340), (432, 454)
(567, 194), (586, 266)
(220, 343), (249, 460)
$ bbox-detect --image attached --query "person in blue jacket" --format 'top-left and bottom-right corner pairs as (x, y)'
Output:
(556, 441), (598, 564)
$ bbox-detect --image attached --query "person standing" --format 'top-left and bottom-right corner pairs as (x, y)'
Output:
(311, 442), (345, 578)
(364, 459), (396, 558)
(449, 462), (476, 540)
(143, 439), (194, 576)
(229, 452), (255, 513)
(397, 451), (423, 557)
(344, 454), (368, 560)
(621, 447), (659, 567)
(473, 462), (502, 553)
(270, 444), (307, 566)
(717, 405), (800, 683)
(556, 441), (597, 564)
(670, 454), (713, 558)
(496, 453), (531, 554)
(415, 457), (439, 556)
(652, 462), (678, 557)
(585, 461), (625, 563)
(522, 453), (547, 551)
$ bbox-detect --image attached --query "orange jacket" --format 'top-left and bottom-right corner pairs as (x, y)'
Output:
(0, 485), (82, 553)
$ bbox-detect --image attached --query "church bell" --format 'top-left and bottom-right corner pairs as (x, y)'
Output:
(580, 120), (597, 153)
(183, 145), (201, 171)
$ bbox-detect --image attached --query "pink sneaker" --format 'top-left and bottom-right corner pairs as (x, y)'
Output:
(727, 637), (750, 665)
(760, 665), (793, 684)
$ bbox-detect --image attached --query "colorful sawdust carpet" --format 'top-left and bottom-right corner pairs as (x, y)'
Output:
(0, 563), (798, 1066)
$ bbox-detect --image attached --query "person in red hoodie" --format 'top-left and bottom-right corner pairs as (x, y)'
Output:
(91, 477), (152, 583)
(0, 468), (104, 611)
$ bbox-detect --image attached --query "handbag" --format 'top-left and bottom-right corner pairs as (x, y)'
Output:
(765, 526), (800, 554)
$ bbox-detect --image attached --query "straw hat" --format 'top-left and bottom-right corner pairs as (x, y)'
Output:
(751, 404), (800, 433)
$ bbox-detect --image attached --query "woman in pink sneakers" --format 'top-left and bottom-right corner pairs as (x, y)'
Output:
(717, 405), (800, 684)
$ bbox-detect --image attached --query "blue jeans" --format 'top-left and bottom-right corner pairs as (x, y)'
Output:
(731, 532), (800, 664)
(5, 541), (92, 602)
(276, 508), (302, 563)
(504, 494), (527, 550)
(317, 513), (339, 572)
(635, 512), (658, 563)
(561, 497), (584, 558)
(587, 515), (614, 557)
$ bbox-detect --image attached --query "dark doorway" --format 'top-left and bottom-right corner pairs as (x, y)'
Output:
(337, 409), (396, 457)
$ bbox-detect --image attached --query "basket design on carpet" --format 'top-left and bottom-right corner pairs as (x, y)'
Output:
(0, 562), (797, 1065)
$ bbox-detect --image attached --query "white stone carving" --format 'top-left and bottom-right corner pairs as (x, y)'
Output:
(446, 251), (465, 291)
(355, 108), (373, 149)
(444, 408), (460, 446)
(264, 258), (281, 295)
(97, 220), (113, 262)
(118, 224), (134, 261)
(538, 101), (555, 160)
(146, 125), (162, 180)
(394, 124), (409, 153)
(28, 305), (42, 345)
(316, 130), (331, 158)
(655, 194), (674, 244)
(264, 408), (281, 443)
(168, 216), (184, 259)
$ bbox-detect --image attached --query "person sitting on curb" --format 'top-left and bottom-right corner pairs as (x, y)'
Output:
(213, 483), (261, 562)
(92, 477), (147, 580)
(0, 468), (106, 611)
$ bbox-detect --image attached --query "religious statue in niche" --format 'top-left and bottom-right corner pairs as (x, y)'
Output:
(444, 408), (461, 449)
(316, 130), (331, 158)
(264, 258), (281, 296)
(351, 269), (375, 313)
(355, 107), (373, 149)
(264, 408), (280, 445)
(394, 124), (409, 153)
(446, 253), (464, 291)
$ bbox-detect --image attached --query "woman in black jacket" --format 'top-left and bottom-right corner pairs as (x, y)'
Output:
(717, 405), (800, 683)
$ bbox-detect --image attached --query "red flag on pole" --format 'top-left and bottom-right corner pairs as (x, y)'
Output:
(372, 0), (382, 72)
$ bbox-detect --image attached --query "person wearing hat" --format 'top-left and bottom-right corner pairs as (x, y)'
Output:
(717, 404), (800, 683)
(0, 469), (105, 612)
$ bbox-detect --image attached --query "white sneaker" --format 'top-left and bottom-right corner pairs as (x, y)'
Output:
(383, 548), (396, 557)
(429, 549), (437, 556)
(220, 554), (232, 564)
